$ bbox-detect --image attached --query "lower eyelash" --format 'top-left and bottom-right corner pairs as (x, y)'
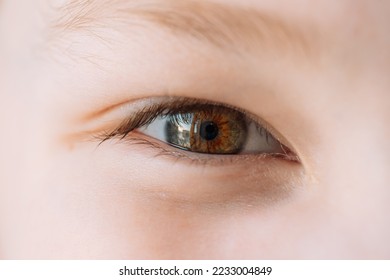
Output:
(116, 132), (300, 166)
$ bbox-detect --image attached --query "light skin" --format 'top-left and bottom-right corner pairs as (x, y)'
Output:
(0, 0), (389, 259)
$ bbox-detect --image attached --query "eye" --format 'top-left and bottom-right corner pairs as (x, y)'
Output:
(138, 104), (286, 155)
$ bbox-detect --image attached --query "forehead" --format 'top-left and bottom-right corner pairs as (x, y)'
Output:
(51, 0), (387, 27)
(48, 0), (389, 57)
(46, 0), (390, 61)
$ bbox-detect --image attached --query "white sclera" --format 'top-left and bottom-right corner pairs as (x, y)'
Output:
(138, 116), (168, 141)
(244, 122), (283, 153)
(138, 115), (284, 154)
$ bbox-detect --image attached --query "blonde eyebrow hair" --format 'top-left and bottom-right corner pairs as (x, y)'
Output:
(51, 0), (318, 57)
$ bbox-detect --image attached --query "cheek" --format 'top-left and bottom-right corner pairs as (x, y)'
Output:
(3, 135), (388, 259)
(1, 137), (301, 258)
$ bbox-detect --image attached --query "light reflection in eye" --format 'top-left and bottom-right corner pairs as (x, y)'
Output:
(139, 105), (285, 155)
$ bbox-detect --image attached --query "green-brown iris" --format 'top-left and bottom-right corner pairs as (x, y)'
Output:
(165, 106), (248, 154)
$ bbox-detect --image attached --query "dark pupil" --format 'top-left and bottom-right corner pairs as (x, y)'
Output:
(199, 121), (219, 141)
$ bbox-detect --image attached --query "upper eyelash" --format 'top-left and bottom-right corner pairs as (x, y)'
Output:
(96, 98), (274, 144)
(92, 97), (301, 163)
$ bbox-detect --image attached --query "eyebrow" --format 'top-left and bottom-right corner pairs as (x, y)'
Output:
(51, 0), (319, 58)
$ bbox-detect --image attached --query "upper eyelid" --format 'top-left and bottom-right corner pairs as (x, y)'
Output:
(96, 97), (259, 141)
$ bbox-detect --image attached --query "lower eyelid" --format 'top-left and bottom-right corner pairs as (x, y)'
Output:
(101, 132), (304, 206)
(122, 131), (299, 165)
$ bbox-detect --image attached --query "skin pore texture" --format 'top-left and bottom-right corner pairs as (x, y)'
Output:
(0, 0), (389, 259)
